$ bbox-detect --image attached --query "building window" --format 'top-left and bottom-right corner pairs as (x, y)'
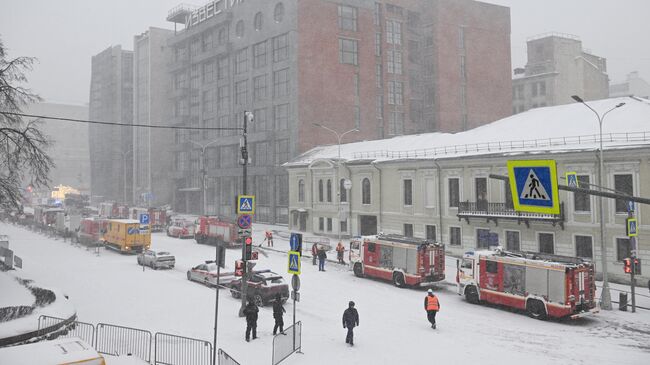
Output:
(340, 179), (347, 202)
(614, 174), (633, 213)
(202, 61), (215, 84)
(448, 178), (459, 207)
(202, 89), (214, 114)
(318, 179), (324, 202)
(387, 50), (402, 74)
(235, 20), (244, 38)
(388, 112), (404, 135)
(616, 238), (631, 261)
(386, 20), (401, 45)
(235, 48), (248, 74)
(374, 3), (381, 26)
(327, 179), (332, 202)
(275, 139), (289, 165)
(254, 12), (263, 31)
(574, 175), (591, 212)
(217, 57), (229, 80)
(449, 227), (461, 246)
(388, 81), (403, 105)
(217, 85), (229, 111)
(274, 2), (285, 23)
(340, 220), (348, 233)
(426, 225), (436, 241)
(274, 103), (289, 130)
(190, 38), (200, 57)
(575, 235), (593, 259)
(319, 217), (324, 231)
(273, 68), (290, 98)
(376, 64), (382, 88)
(273, 33), (289, 63)
(477, 228), (491, 249)
(538, 233), (554, 254)
(251, 107), (267, 132)
(403, 179), (412, 206)
(362, 178), (371, 204)
(254, 142), (270, 166)
(338, 5), (358, 31)
(506, 231), (520, 252)
(327, 218), (333, 232)
(298, 179), (305, 202)
(375, 33), (382, 57)
(404, 223), (414, 237)
(253, 41), (267, 68)
(253, 75), (267, 102)
(339, 38), (358, 65)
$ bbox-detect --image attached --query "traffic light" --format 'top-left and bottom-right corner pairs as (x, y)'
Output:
(235, 260), (244, 276)
(624, 258), (632, 274)
(243, 236), (253, 260)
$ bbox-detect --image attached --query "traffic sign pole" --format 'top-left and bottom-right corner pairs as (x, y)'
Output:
(627, 203), (637, 313)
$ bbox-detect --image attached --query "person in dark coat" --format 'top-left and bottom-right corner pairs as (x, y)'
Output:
(342, 301), (359, 346)
(318, 248), (327, 271)
(272, 294), (286, 335)
(243, 298), (259, 342)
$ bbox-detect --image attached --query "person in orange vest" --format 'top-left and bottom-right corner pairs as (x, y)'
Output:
(265, 231), (274, 247)
(424, 289), (440, 329)
(336, 242), (345, 264)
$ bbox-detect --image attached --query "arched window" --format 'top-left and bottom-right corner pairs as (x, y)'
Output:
(254, 12), (263, 31)
(298, 179), (305, 202)
(274, 2), (285, 23)
(362, 178), (371, 204)
(327, 179), (332, 202)
(318, 179), (324, 202)
(340, 179), (347, 202)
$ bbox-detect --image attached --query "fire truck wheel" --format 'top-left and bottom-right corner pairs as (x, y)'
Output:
(526, 300), (547, 320)
(392, 272), (406, 288)
(465, 286), (480, 304)
(353, 263), (364, 277)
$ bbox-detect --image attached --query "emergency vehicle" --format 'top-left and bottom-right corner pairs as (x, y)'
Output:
(98, 202), (129, 219)
(129, 207), (166, 232)
(350, 234), (445, 287)
(77, 217), (108, 246)
(457, 248), (599, 319)
(102, 219), (151, 253)
(195, 216), (240, 247)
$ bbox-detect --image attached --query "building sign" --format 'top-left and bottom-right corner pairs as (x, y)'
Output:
(186, 0), (245, 29)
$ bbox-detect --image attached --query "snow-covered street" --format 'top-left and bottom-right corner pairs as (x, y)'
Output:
(2, 222), (649, 364)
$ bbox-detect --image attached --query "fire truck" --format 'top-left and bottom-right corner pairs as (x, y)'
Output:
(456, 249), (599, 320)
(77, 217), (108, 246)
(195, 216), (240, 247)
(130, 207), (167, 232)
(350, 234), (445, 288)
(98, 202), (129, 219)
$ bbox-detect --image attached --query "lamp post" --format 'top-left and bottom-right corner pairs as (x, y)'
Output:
(313, 123), (359, 242)
(120, 149), (132, 204)
(571, 95), (626, 310)
(189, 139), (220, 215)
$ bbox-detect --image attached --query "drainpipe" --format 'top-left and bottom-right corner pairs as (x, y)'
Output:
(371, 162), (382, 234)
(434, 159), (444, 244)
(344, 163), (353, 238)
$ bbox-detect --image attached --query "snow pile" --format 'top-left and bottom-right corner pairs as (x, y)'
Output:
(0, 274), (33, 309)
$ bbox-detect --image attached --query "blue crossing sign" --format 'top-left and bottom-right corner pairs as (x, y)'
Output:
(237, 195), (255, 214)
(287, 251), (301, 275)
(507, 160), (560, 215)
(290, 233), (303, 252)
(627, 218), (638, 237)
(565, 172), (578, 188)
(139, 213), (150, 225)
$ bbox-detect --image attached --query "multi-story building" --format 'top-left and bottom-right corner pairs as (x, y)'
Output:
(166, 0), (511, 223)
(512, 33), (609, 114)
(133, 27), (175, 207)
(285, 96), (650, 284)
(89, 46), (134, 204)
(610, 71), (650, 99)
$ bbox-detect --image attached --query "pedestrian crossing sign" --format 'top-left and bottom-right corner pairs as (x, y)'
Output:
(627, 218), (638, 237)
(507, 160), (560, 215)
(566, 172), (579, 188)
(237, 195), (255, 214)
(288, 251), (301, 275)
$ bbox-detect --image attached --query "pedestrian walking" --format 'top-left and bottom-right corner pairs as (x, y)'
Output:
(342, 301), (359, 346)
(272, 294), (286, 335)
(318, 247), (327, 271)
(265, 230), (274, 247)
(312, 243), (318, 265)
(336, 242), (345, 265)
(424, 288), (440, 329)
(243, 298), (259, 342)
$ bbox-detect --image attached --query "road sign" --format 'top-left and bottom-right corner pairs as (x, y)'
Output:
(139, 213), (150, 225)
(627, 218), (638, 237)
(291, 290), (300, 302)
(565, 172), (578, 188)
(237, 195), (255, 214)
(288, 251), (301, 275)
(507, 160), (560, 215)
(290, 233), (303, 252)
(291, 274), (301, 291)
(628, 201), (635, 213)
(238, 228), (252, 236)
(237, 214), (252, 229)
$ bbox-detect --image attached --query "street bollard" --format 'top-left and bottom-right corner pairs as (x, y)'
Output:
(619, 292), (628, 311)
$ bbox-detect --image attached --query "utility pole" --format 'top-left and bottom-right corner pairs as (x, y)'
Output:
(189, 139), (220, 215)
(120, 149), (132, 204)
(239, 111), (253, 317)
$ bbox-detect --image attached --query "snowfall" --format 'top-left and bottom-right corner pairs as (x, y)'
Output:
(1, 221), (649, 365)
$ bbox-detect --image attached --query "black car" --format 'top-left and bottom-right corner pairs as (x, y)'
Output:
(230, 270), (289, 307)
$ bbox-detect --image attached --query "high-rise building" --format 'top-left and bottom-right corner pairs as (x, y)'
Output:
(512, 33), (609, 114)
(133, 27), (175, 207)
(166, 0), (511, 223)
(88, 46), (134, 203)
(610, 71), (650, 99)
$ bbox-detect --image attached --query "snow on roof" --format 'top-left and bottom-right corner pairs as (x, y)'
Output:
(286, 97), (650, 167)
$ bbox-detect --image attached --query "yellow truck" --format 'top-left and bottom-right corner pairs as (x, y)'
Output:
(102, 219), (151, 253)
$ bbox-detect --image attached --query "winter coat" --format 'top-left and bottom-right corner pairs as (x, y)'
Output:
(273, 300), (286, 319)
(243, 302), (259, 324)
(318, 250), (327, 260)
(342, 307), (359, 328)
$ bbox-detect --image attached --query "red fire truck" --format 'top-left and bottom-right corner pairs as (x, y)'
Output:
(99, 202), (129, 219)
(456, 249), (599, 320)
(130, 207), (167, 232)
(77, 217), (108, 246)
(350, 235), (445, 288)
(195, 216), (240, 247)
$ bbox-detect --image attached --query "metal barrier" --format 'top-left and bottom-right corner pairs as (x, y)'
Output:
(38, 315), (95, 345)
(218, 348), (241, 365)
(154, 332), (213, 365)
(272, 321), (302, 365)
(95, 322), (152, 362)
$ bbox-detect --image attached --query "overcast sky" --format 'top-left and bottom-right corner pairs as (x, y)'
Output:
(1, 0), (649, 104)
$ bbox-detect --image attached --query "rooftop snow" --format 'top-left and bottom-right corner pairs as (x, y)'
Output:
(286, 97), (650, 167)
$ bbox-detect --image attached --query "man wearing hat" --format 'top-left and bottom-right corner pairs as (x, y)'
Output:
(342, 301), (359, 345)
(424, 289), (440, 329)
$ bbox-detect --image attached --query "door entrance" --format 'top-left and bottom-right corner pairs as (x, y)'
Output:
(359, 215), (377, 235)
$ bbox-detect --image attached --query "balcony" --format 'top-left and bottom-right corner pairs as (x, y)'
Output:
(457, 201), (565, 229)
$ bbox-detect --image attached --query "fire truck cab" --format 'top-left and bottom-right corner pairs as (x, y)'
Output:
(457, 248), (599, 320)
(350, 234), (445, 288)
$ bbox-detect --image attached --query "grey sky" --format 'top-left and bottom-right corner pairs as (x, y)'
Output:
(1, 0), (649, 104)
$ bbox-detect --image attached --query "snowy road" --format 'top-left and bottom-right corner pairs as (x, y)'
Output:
(2, 222), (649, 364)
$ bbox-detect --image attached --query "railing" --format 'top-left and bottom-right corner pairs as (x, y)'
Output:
(38, 315), (95, 345)
(458, 201), (564, 221)
(351, 131), (650, 160)
(272, 321), (302, 365)
(167, 4), (197, 19)
(218, 348), (241, 365)
(154, 332), (213, 365)
(95, 323), (152, 362)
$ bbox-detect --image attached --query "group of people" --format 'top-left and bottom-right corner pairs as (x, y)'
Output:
(310, 241), (347, 271)
(243, 293), (286, 342)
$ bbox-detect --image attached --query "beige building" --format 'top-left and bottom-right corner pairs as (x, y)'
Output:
(285, 97), (650, 283)
(512, 33), (609, 114)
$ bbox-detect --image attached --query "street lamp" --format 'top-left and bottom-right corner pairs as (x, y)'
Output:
(313, 123), (359, 242)
(119, 149), (132, 204)
(189, 139), (220, 215)
(571, 95), (625, 311)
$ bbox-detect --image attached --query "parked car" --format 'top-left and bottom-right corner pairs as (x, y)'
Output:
(137, 250), (175, 270)
(186, 261), (236, 288)
(230, 270), (289, 307)
(167, 217), (196, 239)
